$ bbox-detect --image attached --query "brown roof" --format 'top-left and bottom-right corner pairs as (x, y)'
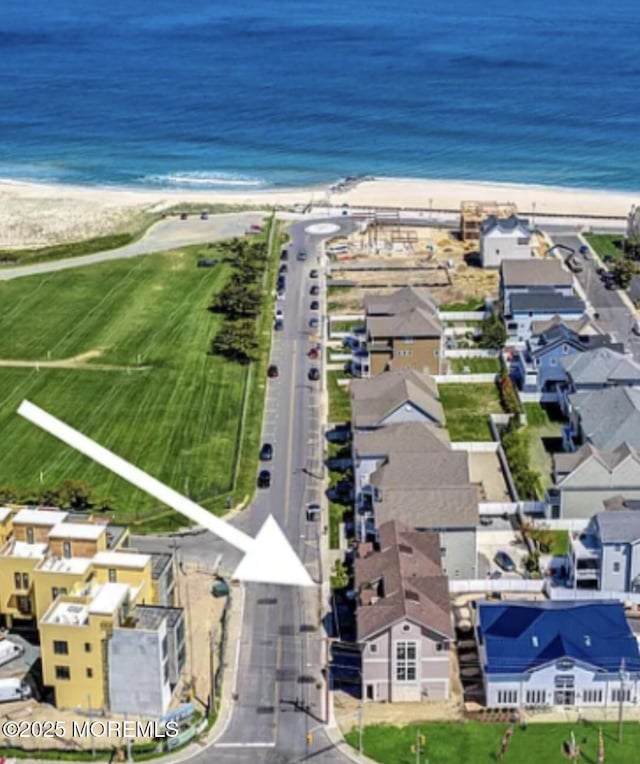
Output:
(367, 307), (442, 339)
(501, 258), (573, 288)
(353, 422), (450, 459)
(364, 286), (439, 317)
(370, 451), (469, 489)
(374, 486), (479, 529)
(350, 369), (444, 429)
(355, 520), (452, 641)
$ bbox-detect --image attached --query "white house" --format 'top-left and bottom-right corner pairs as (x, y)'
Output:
(480, 216), (534, 269)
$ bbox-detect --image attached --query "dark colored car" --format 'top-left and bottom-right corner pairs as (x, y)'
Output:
(180, 212), (188, 220)
(310, 285), (320, 296)
(310, 300), (320, 310)
(280, 249), (288, 261)
(309, 269), (319, 278)
(494, 551), (516, 572)
(308, 367), (320, 381)
(274, 318), (284, 331)
(297, 251), (307, 261)
(200, 211), (209, 220)
(579, 244), (589, 255)
(279, 264), (288, 274)
(259, 443), (273, 461)
(308, 347), (320, 359)
(267, 364), (279, 378)
(257, 470), (271, 488)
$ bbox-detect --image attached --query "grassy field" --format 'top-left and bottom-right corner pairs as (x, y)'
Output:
(346, 721), (640, 764)
(328, 370), (352, 423)
(584, 233), (625, 260)
(439, 298), (485, 312)
(0, 228), (277, 529)
(523, 403), (564, 493)
(439, 383), (503, 441)
(330, 319), (364, 334)
(449, 357), (501, 374)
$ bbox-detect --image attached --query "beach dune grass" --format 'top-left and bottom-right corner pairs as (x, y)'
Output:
(0, 236), (275, 527)
(346, 721), (640, 764)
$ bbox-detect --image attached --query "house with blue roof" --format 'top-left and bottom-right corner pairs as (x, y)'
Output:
(476, 601), (640, 709)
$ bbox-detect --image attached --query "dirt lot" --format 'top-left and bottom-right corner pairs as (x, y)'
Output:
(327, 225), (499, 312)
(468, 452), (511, 503)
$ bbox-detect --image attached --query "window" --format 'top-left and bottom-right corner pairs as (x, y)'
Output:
(555, 675), (575, 689)
(397, 349), (412, 357)
(177, 645), (186, 669)
(13, 572), (21, 590)
(369, 643), (378, 654)
(26, 527), (34, 544)
(583, 689), (603, 703)
(63, 541), (71, 559)
(402, 624), (411, 633)
(556, 659), (575, 671)
(162, 636), (168, 658)
(17, 596), (31, 615)
(55, 666), (71, 680)
(403, 337), (414, 344)
(84, 642), (92, 653)
(497, 690), (518, 705)
(612, 688), (631, 703)
(86, 668), (93, 678)
(613, 562), (621, 573)
(440, 547), (446, 557)
(436, 642), (449, 652)
(177, 620), (185, 645)
(395, 641), (417, 682)
(163, 661), (169, 684)
(525, 690), (545, 705)
(550, 358), (557, 366)
(53, 640), (69, 655)
(22, 573), (29, 590)
(51, 587), (59, 600)
(108, 569), (117, 583)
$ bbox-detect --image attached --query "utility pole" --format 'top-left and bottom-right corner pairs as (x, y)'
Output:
(618, 657), (628, 742)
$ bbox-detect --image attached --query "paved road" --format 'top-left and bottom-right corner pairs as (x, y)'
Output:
(135, 216), (358, 763)
(548, 232), (640, 359)
(0, 213), (263, 281)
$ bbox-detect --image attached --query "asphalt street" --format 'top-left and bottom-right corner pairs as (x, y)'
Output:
(548, 231), (640, 359)
(135, 216), (359, 763)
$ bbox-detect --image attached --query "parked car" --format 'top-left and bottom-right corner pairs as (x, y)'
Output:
(211, 580), (230, 597)
(200, 211), (209, 220)
(309, 317), (319, 329)
(180, 212), (188, 220)
(274, 318), (284, 331)
(276, 308), (284, 319)
(197, 258), (218, 268)
(280, 249), (288, 261)
(310, 300), (320, 311)
(308, 367), (320, 381)
(494, 551), (516, 572)
(578, 244), (589, 255)
(489, 570), (503, 580)
(257, 470), (271, 488)
(309, 269), (319, 278)
(297, 251), (307, 261)
(310, 285), (320, 296)
(308, 347), (320, 360)
(306, 503), (321, 521)
(267, 364), (279, 378)
(279, 264), (288, 274)
(259, 443), (273, 461)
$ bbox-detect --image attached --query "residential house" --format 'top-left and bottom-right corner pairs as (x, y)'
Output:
(550, 443), (640, 519)
(480, 216), (534, 269)
(476, 600), (640, 709)
(366, 452), (478, 579)
(350, 369), (445, 432)
(564, 387), (640, 452)
(512, 320), (616, 398)
(558, 346), (640, 415)
(569, 508), (640, 593)
(351, 286), (443, 377)
(460, 200), (517, 243)
(355, 521), (453, 702)
(500, 259), (574, 315)
(505, 292), (586, 344)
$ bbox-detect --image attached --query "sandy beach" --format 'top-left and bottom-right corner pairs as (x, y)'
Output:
(0, 176), (637, 249)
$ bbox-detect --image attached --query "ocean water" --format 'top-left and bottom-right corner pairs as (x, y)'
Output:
(0, 0), (639, 191)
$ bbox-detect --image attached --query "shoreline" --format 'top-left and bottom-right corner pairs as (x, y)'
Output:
(0, 174), (636, 249)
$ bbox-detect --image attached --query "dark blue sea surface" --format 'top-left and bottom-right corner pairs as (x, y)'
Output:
(0, 0), (639, 190)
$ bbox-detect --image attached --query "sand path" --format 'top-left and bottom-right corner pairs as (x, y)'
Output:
(0, 349), (151, 372)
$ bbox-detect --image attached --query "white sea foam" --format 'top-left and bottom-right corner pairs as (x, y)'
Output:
(141, 171), (266, 188)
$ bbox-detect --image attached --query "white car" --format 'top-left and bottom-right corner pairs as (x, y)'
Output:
(275, 308), (284, 319)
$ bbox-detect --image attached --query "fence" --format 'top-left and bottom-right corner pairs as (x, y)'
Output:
(445, 349), (501, 359)
(530, 518), (589, 532)
(519, 391), (558, 404)
(438, 311), (488, 321)
(479, 502), (520, 516)
(435, 373), (499, 383)
(449, 579), (545, 594)
(450, 441), (498, 453)
(547, 585), (640, 606)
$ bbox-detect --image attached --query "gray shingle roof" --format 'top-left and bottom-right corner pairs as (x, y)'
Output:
(482, 215), (531, 236)
(370, 452), (470, 489)
(596, 511), (640, 544)
(510, 292), (585, 314)
(353, 422), (450, 459)
(364, 286), (439, 317)
(367, 307), (442, 339)
(554, 442), (640, 483)
(562, 347), (640, 385)
(350, 369), (444, 429)
(530, 314), (603, 338)
(501, 259), (573, 288)
(355, 520), (452, 641)
(375, 486), (479, 528)
(569, 387), (640, 451)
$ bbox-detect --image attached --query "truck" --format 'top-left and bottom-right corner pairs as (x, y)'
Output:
(0, 677), (32, 703)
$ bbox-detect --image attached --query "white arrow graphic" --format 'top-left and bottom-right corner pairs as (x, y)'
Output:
(18, 400), (314, 588)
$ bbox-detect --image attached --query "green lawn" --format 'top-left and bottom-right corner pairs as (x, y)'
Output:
(346, 721), (640, 764)
(0, 230), (277, 528)
(548, 529), (570, 556)
(328, 370), (351, 423)
(439, 383), (503, 441)
(523, 403), (563, 493)
(449, 357), (502, 374)
(439, 298), (485, 312)
(330, 319), (364, 334)
(585, 233), (626, 261)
